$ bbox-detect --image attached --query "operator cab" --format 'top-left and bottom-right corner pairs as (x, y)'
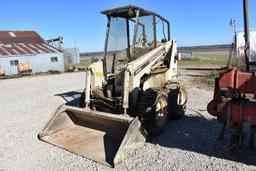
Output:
(101, 5), (171, 76)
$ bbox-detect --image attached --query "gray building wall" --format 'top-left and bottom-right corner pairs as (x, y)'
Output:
(0, 53), (64, 75)
(63, 48), (80, 66)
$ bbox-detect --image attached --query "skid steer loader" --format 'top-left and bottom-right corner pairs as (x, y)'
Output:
(38, 5), (187, 167)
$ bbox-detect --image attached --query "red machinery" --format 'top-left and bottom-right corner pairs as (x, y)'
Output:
(208, 68), (256, 125)
(208, 68), (256, 154)
(207, 0), (256, 157)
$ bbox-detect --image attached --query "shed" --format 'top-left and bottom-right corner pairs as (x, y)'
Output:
(0, 31), (64, 75)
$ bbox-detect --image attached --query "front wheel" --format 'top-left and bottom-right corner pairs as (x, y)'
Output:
(138, 89), (169, 135)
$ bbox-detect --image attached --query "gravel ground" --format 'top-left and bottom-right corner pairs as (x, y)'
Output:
(0, 71), (256, 171)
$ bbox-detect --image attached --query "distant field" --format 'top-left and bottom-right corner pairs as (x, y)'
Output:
(68, 51), (228, 89)
(73, 51), (229, 70)
(179, 51), (229, 67)
(66, 58), (91, 69)
(178, 51), (230, 89)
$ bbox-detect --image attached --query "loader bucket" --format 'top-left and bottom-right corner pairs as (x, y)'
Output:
(38, 105), (147, 167)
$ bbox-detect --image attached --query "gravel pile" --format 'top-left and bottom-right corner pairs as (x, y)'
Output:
(0, 71), (255, 170)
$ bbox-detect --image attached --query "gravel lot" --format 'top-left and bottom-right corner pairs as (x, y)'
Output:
(0, 71), (256, 171)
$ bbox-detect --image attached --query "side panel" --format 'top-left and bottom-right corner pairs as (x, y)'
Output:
(89, 60), (104, 90)
(143, 72), (166, 90)
(128, 45), (166, 112)
(126, 40), (178, 111)
(165, 40), (178, 80)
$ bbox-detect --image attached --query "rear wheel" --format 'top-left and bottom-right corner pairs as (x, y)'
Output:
(168, 84), (187, 119)
(138, 89), (169, 135)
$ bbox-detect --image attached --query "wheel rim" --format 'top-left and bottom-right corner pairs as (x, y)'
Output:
(155, 98), (168, 128)
(177, 89), (186, 106)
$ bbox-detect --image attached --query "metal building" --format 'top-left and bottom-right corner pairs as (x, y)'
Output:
(63, 48), (80, 67)
(0, 31), (64, 75)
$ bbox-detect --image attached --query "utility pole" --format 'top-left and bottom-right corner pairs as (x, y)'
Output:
(230, 19), (237, 35)
(243, 0), (250, 71)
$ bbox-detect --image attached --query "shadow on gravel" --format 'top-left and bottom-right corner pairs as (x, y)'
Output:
(149, 114), (256, 166)
(55, 91), (81, 107)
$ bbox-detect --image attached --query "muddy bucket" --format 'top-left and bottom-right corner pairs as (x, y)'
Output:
(38, 105), (147, 167)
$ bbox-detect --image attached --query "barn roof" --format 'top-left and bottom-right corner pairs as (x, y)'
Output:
(0, 31), (60, 57)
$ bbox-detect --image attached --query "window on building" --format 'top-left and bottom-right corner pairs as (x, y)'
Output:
(51, 57), (58, 63)
(10, 60), (19, 66)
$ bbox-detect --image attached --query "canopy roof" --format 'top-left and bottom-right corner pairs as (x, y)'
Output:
(101, 5), (168, 22)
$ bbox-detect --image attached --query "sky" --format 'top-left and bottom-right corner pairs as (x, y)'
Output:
(1, 0), (256, 52)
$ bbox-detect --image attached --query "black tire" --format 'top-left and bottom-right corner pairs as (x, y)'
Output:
(137, 89), (169, 136)
(168, 84), (187, 119)
(79, 91), (85, 108)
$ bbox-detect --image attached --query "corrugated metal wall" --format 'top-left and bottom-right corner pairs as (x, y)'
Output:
(0, 53), (64, 75)
(63, 48), (80, 66)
